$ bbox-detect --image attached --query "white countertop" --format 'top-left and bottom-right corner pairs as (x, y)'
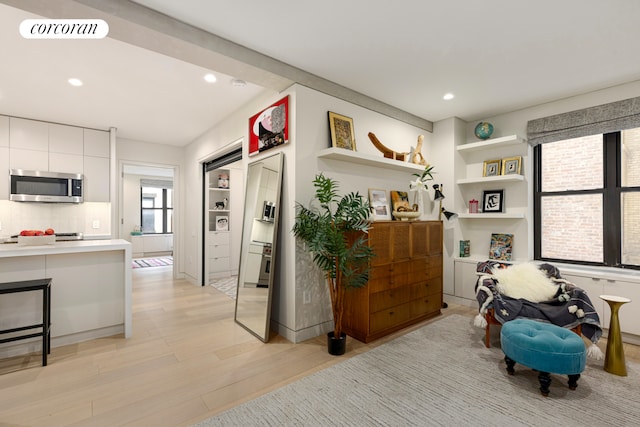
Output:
(0, 239), (131, 258)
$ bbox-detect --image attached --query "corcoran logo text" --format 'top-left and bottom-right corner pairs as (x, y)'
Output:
(19, 19), (109, 39)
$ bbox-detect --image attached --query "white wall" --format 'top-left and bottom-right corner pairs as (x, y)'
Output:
(440, 80), (640, 306)
(291, 85), (434, 342)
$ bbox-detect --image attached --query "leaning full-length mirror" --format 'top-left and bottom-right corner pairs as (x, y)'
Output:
(234, 152), (284, 341)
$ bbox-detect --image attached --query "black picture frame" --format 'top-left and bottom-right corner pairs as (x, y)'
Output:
(482, 189), (504, 213)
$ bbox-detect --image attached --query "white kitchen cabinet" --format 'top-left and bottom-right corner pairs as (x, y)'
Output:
(83, 155), (110, 202)
(0, 147), (8, 200)
(49, 152), (84, 174)
(9, 148), (49, 171)
(0, 115), (8, 147)
(9, 117), (48, 152)
(49, 123), (83, 155)
(83, 129), (110, 158)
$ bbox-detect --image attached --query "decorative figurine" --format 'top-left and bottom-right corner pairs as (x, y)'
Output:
(412, 135), (427, 166)
(368, 132), (409, 161)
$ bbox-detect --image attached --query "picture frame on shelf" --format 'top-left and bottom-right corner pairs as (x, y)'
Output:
(390, 190), (411, 219)
(482, 189), (504, 213)
(489, 233), (513, 261)
(328, 111), (357, 151)
(501, 156), (522, 175)
(215, 215), (229, 231)
(368, 188), (391, 220)
(483, 159), (501, 177)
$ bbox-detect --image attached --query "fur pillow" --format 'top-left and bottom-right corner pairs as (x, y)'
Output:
(491, 262), (558, 302)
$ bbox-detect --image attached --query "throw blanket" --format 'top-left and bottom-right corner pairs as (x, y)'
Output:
(474, 260), (603, 346)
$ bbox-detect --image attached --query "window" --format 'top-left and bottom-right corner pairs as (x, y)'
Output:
(141, 186), (173, 234)
(534, 127), (640, 269)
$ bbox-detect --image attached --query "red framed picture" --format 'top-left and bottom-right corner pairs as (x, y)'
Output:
(248, 96), (289, 156)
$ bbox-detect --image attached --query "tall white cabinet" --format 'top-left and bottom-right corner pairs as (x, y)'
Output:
(204, 167), (244, 283)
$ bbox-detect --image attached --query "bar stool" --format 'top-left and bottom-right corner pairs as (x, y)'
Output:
(0, 278), (52, 366)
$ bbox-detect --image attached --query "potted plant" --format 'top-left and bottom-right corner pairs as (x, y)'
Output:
(293, 173), (374, 355)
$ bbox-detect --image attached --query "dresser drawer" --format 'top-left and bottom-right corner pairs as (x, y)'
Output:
(370, 302), (411, 333)
(410, 294), (441, 317)
(410, 277), (443, 299)
(209, 256), (230, 272)
(369, 261), (410, 292)
(370, 286), (411, 312)
(208, 231), (230, 245)
(209, 244), (229, 258)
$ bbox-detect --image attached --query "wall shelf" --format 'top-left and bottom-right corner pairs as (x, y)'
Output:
(457, 134), (527, 152)
(317, 147), (424, 173)
(457, 174), (525, 185)
(457, 213), (525, 219)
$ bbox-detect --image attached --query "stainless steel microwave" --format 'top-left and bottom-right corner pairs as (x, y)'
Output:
(10, 169), (83, 203)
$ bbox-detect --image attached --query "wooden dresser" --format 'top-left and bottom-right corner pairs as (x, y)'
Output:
(343, 220), (443, 343)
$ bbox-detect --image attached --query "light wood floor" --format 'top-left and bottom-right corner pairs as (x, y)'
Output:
(0, 266), (638, 426)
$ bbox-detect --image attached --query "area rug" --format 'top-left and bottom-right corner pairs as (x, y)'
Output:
(132, 257), (173, 269)
(209, 276), (237, 299)
(194, 314), (640, 427)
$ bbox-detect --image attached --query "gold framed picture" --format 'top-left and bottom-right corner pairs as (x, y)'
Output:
(501, 156), (522, 175)
(483, 159), (501, 177)
(328, 111), (356, 151)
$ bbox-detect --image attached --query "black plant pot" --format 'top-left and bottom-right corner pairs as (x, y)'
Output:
(327, 331), (347, 356)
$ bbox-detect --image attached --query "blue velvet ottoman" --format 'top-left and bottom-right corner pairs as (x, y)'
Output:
(500, 318), (587, 396)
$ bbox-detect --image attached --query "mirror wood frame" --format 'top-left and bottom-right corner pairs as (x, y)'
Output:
(234, 152), (284, 341)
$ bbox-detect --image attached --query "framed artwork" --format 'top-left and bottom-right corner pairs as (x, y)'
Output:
(215, 215), (229, 231)
(501, 156), (522, 175)
(328, 111), (356, 150)
(482, 189), (504, 213)
(489, 233), (513, 261)
(390, 190), (411, 219)
(368, 188), (391, 220)
(248, 96), (289, 156)
(483, 159), (501, 177)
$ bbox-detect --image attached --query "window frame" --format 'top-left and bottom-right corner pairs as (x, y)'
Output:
(534, 131), (639, 270)
(140, 186), (173, 234)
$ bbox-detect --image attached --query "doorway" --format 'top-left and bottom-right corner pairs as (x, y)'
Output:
(120, 162), (178, 276)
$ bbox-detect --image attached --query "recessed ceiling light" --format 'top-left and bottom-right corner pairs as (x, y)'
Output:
(204, 73), (217, 83)
(443, 93), (454, 100)
(68, 78), (83, 87)
(231, 79), (247, 87)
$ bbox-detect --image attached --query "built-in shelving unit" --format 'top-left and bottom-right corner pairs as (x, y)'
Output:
(456, 134), (527, 152)
(457, 174), (525, 185)
(457, 213), (525, 219)
(206, 168), (232, 280)
(317, 147), (424, 173)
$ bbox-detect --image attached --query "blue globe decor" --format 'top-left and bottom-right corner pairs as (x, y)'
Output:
(474, 122), (494, 140)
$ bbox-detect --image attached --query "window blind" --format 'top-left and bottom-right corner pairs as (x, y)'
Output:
(527, 96), (640, 146)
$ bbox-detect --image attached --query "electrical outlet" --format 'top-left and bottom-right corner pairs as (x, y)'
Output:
(92, 220), (100, 229)
(303, 291), (311, 304)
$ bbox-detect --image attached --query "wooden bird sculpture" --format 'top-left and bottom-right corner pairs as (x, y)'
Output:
(367, 132), (409, 161)
(412, 135), (427, 166)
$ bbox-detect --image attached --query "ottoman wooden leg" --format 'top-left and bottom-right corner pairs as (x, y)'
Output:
(538, 372), (551, 396)
(568, 374), (580, 390)
(504, 356), (516, 375)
